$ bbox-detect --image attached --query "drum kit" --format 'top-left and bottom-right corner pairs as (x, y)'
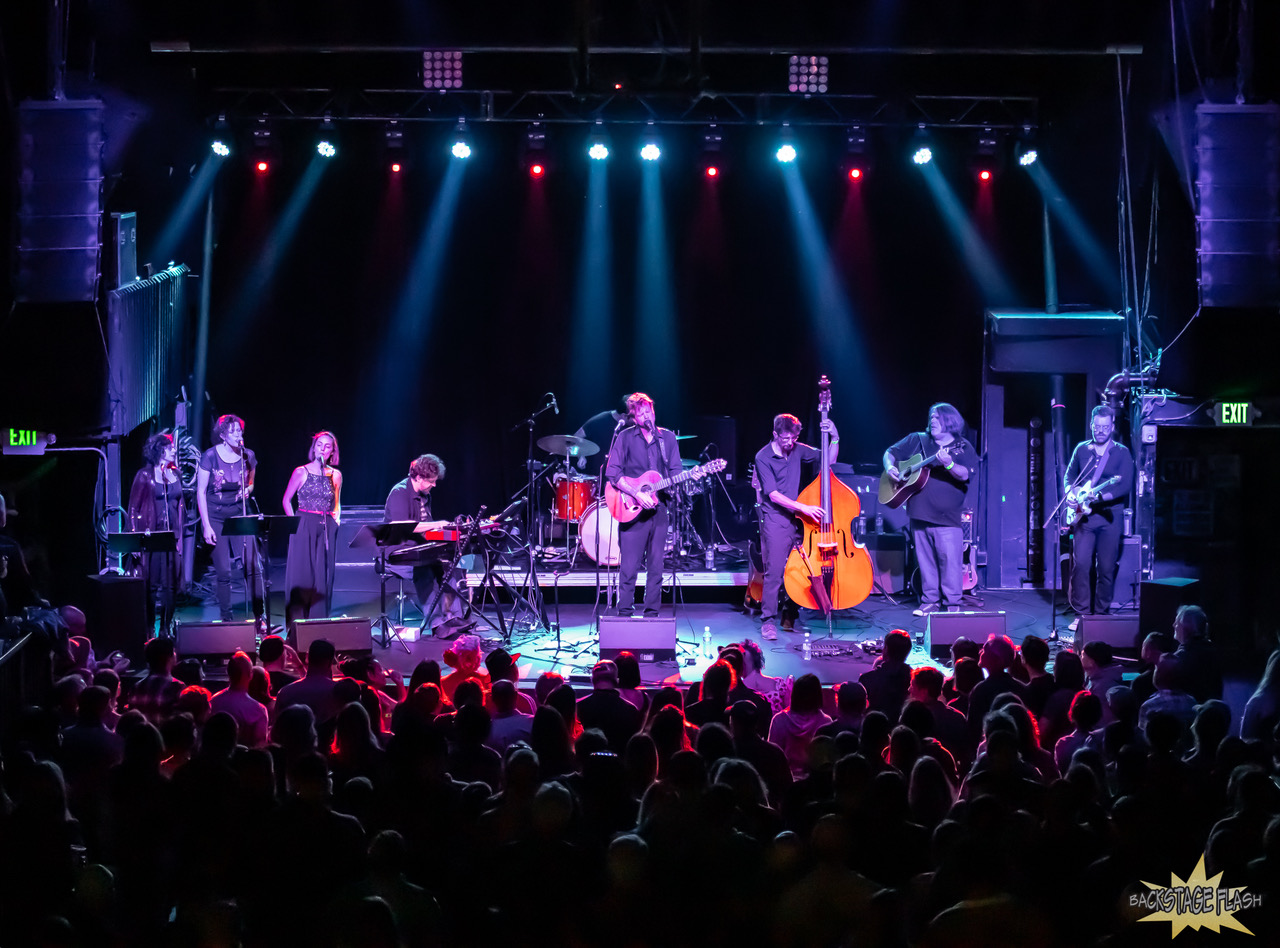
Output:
(534, 431), (709, 567)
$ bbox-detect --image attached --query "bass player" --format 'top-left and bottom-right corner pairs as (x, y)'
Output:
(1063, 404), (1134, 630)
(883, 403), (977, 616)
(604, 393), (702, 616)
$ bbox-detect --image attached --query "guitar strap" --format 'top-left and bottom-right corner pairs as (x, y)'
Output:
(1093, 439), (1113, 485)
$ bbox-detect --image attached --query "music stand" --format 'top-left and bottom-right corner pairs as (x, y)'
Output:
(106, 530), (178, 637)
(223, 515), (299, 633)
(349, 521), (422, 651)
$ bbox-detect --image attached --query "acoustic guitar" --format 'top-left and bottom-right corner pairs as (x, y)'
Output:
(878, 450), (942, 509)
(605, 458), (727, 523)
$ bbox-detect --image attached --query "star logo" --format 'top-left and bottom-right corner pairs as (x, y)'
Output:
(1132, 855), (1259, 937)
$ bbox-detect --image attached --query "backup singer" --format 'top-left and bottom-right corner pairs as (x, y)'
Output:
(753, 413), (838, 641)
(127, 432), (185, 634)
(384, 453), (466, 632)
(605, 393), (693, 617)
(196, 414), (264, 622)
(282, 431), (343, 630)
(884, 403), (977, 616)
(1064, 404), (1134, 628)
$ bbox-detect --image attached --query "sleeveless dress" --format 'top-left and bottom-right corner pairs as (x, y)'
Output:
(285, 470), (338, 624)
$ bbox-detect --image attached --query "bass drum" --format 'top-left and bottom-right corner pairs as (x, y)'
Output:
(578, 501), (621, 566)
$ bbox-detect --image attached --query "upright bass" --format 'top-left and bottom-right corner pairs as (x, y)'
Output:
(783, 377), (874, 615)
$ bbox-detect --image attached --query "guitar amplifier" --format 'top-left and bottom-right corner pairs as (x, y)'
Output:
(598, 617), (677, 663)
(295, 616), (373, 656)
(926, 610), (1007, 660)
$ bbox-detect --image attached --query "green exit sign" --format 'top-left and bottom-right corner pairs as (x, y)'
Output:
(1, 428), (54, 455)
(1214, 402), (1254, 426)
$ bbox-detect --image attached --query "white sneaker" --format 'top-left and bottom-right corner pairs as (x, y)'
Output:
(1067, 616), (1080, 633)
(761, 622), (778, 641)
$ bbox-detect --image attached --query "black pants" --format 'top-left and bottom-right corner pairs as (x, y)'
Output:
(209, 513), (264, 621)
(617, 506), (669, 616)
(1069, 511), (1123, 615)
(760, 514), (800, 623)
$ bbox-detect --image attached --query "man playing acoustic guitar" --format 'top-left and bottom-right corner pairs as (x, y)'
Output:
(883, 403), (977, 617)
(605, 393), (703, 617)
(1063, 404), (1134, 631)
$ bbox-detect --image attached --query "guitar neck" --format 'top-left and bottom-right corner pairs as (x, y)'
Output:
(906, 450), (940, 474)
(652, 466), (703, 492)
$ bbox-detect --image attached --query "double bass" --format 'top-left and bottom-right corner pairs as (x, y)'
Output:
(783, 377), (874, 616)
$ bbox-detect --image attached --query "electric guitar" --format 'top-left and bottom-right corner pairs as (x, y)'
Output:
(1064, 475), (1120, 528)
(605, 458), (727, 523)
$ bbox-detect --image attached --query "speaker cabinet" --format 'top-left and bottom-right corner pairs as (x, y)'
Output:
(1139, 578), (1200, 638)
(598, 616), (677, 663)
(1074, 614), (1142, 653)
(865, 533), (906, 594)
(926, 611), (1007, 660)
(1109, 536), (1143, 610)
(295, 616), (373, 655)
(176, 620), (257, 658)
(83, 574), (149, 657)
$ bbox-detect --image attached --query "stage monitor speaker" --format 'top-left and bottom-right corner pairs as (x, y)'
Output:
(295, 616), (373, 655)
(865, 533), (906, 594)
(176, 620), (257, 658)
(1074, 614), (1142, 653)
(1139, 578), (1200, 638)
(598, 616), (677, 663)
(926, 611), (1007, 660)
(83, 574), (149, 658)
(1109, 536), (1143, 610)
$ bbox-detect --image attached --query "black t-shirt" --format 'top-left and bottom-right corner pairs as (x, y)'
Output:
(887, 432), (977, 527)
(605, 427), (682, 493)
(199, 447), (258, 517)
(754, 441), (821, 524)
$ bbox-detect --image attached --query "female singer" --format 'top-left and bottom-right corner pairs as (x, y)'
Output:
(127, 432), (185, 634)
(196, 414), (262, 622)
(282, 431), (343, 629)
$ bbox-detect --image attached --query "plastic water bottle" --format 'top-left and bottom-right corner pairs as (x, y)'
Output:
(703, 625), (714, 658)
(802, 631), (812, 662)
(875, 513), (884, 534)
(705, 545), (715, 569)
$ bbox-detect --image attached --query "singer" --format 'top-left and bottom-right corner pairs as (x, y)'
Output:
(196, 414), (264, 622)
(282, 431), (343, 630)
(127, 432), (185, 634)
(605, 393), (687, 617)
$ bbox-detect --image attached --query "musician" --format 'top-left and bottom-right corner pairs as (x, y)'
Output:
(196, 414), (263, 623)
(605, 393), (687, 617)
(753, 413), (838, 641)
(127, 432), (185, 634)
(884, 403), (978, 616)
(384, 454), (466, 632)
(1064, 404), (1134, 628)
(282, 431), (343, 630)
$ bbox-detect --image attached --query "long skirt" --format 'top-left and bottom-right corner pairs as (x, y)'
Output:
(285, 511), (337, 627)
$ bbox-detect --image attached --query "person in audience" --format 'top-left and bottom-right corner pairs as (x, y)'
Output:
(487, 679), (535, 752)
(440, 634), (490, 701)
(711, 645), (774, 730)
(1172, 604), (1223, 703)
(1018, 634), (1056, 716)
(275, 638), (342, 738)
(738, 638), (793, 717)
(529, 704), (576, 779)
(727, 699), (791, 807)
(210, 650), (269, 747)
(858, 629), (914, 722)
(577, 659), (643, 753)
(547, 681), (582, 739)
(92, 668), (123, 730)
(257, 633), (303, 694)
(535, 670), (565, 705)
(1185, 699), (1232, 773)
(1138, 657), (1198, 733)
(768, 672), (832, 779)
(942, 636), (983, 704)
(128, 636), (184, 724)
(1081, 641), (1124, 726)
(1241, 649), (1280, 741)
(946, 656), (983, 717)
(906, 665), (971, 772)
(484, 647), (536, 714)
(1131, 631), (1175, 706)
(966, 633), (1028, 737)
(248, 665), (273, 711)
(613, 650), (651, 718)
(817, 680), (867, 740)
(1039, 649), (1086, 750)
(685, 659), (734, 728)
(1055, 690), (1103, 774)
(175, 684), (212, 725)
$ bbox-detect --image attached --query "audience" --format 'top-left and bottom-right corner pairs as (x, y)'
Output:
(768, 672), (833, 778)
(577, 660), (644, 753)
(209, 650), (269, 747)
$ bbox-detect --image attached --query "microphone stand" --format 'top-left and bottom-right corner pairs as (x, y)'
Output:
(594, 421), (627, 622)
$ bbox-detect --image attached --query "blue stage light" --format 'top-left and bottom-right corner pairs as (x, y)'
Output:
(776, 144), (797, 163)
(317, 140), (336, 158)
(640, 143), (661, 161)
(211, 140), (230, 157)
(912, 146), (933, 165)
(589, 142), (609, 160)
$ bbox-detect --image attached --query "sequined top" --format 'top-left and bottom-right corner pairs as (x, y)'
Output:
(296, 470), (336, 514)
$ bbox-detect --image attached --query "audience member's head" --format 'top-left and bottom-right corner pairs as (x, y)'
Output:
(979, 634), (1016, 672)
(1082, 641), (1115, 673)
(1020, 635), (1049, 673)
(76, 685), (112, 725)
(591, 660), (620, 690)
(738, 639), (767, 674)
(1174, 604), (1209, 644)
(407, 659), (442, 695)
(258, 634), (286, 665)
(883, 629), (912, 665)
(307, 638), (337, 672)
(226, 650), (253, 689)
(700, 660), (734, 702)
(789, 673), (824, 715)
(248, 666), (272, 706)
(950, 637), (982, 664)
(143, 636), (177, 675)
(443, 634), (483, 676)
(951, 657), (983, 696)
(484, 647), (521, 684)
(535, 671), (565, 705)
(908, 666), (945, 703)
(1141, 631), (1175, 666)
(1053, 650), (1086, 691)
(491, 678), (519, 714)
(836, 680), (869, 717)
(614, 651), (642, 689)
(452, 678), (485, 709)
(1068, 691), (1104, 733)
(1153, 656), (1187, 693)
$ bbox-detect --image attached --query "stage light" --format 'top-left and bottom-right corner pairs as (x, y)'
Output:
(705, 165), (719, 178)
(698, 124), (725, 180)
(776, 144), (797, 163)
(522, 122), (549, 178)
(788, 54), (829, 94)
(1018, 149), (1038, 167)
(384, 120), (407, 173)
(848, 167), (863, 180)
(969, 127), (1003, 182)
(912, 146), (932, 165)
(211, 140), (230, 157)
(422, 50), (463, 89)
(255, 160), (269, 174)
(640, 143), (660, 161)
(451, 120), (471, 159)
(589, 142), (609, 160)
(529, 162), (545, 178)
(840, 125), (873, 181)
(250, 116), (275, 173)
(317, 140), (336, 158)
(390, 162), (402, 174)
(979, 169), (991, 181)
(452, 141), (471, 159)
(587, 121), (611, 162)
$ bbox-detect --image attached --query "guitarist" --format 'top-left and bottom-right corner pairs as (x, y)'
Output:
(1063, 404), (1134, 630)
(605, 393), (692, 617)
(754, 413), (839, 641)
(883, 403), (977, 616)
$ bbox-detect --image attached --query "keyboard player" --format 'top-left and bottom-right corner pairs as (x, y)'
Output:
(384, 454), (468, 633)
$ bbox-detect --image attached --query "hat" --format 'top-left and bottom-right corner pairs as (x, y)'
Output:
(484, 647), (521, 680)
(443, 634), (483, 670)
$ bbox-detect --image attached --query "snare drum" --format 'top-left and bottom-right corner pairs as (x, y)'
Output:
(554, 476), (596, 522)
(578, 501), (621, 566)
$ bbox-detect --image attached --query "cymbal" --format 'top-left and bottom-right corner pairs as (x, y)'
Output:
(537, 434), (600, 458)
(675, 434), (696, 441)
(682, 457), (700, 468)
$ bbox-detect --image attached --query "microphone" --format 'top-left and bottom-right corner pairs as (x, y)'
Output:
(615, 416), (629, 432)
(550, 393), (559, 415)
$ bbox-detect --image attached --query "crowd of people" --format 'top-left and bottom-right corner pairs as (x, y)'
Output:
(2, 606), (1280, 948)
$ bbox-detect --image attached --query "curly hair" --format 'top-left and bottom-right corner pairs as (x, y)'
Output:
(141, 432), (175, 466)
(409, 453), (445, 481)
(212, 414), (246, 443)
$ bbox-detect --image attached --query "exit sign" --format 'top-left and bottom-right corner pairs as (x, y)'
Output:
(1, 428), (54, 455)
(1214, 402), (1255, 426)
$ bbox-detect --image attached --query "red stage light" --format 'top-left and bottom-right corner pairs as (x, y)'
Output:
(979, 169), (992, 181)
(390, 162), (402, 173)
(848, 167), (863, 180)
(529, 162), (545, 178)
(256, 160), (269, 173)
(705, 166), (719, 178)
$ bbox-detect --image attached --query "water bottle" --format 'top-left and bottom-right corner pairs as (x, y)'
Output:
(703, 625), (714, 658)
(802, 631), (812, 662)
(705, 545), (715, 569)
(856, 515), (866, 538)
(875, 513), (884, 534)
